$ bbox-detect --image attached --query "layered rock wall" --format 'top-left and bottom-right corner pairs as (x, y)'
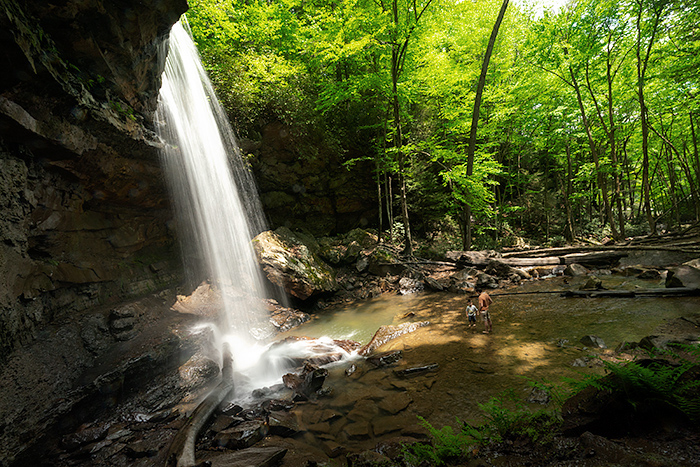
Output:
(0, 0), (187, 361)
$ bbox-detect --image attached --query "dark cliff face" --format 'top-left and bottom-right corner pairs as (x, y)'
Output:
(0, 0), (187, 361)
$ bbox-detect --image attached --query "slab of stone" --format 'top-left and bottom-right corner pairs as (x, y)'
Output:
(372, 415), (407, 436)
(202, 446), (288, 467)
(377, 392), (412, 414)
(322, 440), (346, 458)
(347, 399), (379, 422)
(580, 335), (607, 349)
(307, 422), (331, 434)
(212, 420), (268, 449)
(268, 411), (299, 437)
(344, 421), (371, 440)
(209, 415), (243, 433)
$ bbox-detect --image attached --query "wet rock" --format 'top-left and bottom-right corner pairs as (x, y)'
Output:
(268, 411), (300, 437)
(124, 440), (159, 458)
(423, 276), (444, 291)
(240, 406), (268, 421)
(268, 302), (310, 332)
(396, 311), (416, 320)
(366, 350), (403, 367)
(210, 415), (244, 433)
(527, 387), (551, 405)
(345, 363), (357, 376)
(572, 358), (590, 367)
(398, 276), (424, 295)
(322, 440), (346, 458)
(637, 335), (686, 352)
(80, 314), (112, 355)
(355, 256), (370, 272)
(252, 227), (339, 300)
(638, 269), (661, 280)
(371, 416), (408, 436)
(666, 264), (700, 289)
(61, 424), (109, 451)
(345, 421), (371, 440)
(348, 400), (379, 422)
(200, 446), (287, 467)
(359, 321), (430, 356)
(179, 353), (220, 385)
(485, 260), (520, 281)
(282, 362), (329, 401)
(220, 403), (244, 417)
(476, 271), (499, 289)
(580, 276), (604, 290)
(260, 398), (295, 412)
(212, 420), (269, 449)
(615, 341), (638, 352)
(446, 250), (499, 267)
(564, 263), (589, 277)
(393, 363), (439, 377)
(377, 392), (412, 414)
(580, 335), (607, 349)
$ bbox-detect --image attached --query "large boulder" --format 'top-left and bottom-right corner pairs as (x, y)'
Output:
(317, 229), (377, 266)
(666, 261), (700, 289)
(252, 227), (339, 300)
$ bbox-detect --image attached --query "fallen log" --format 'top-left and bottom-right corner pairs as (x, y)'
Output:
(490, 287), (700, 297)
(394, 363), (439, 377)
(166, 344), (235, 467)
(562, 287), (700, 298)
(561, 251), (627, 266)
(448, 251), (627, 268)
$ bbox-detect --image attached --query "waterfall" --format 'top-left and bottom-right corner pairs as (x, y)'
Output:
(155, 20), (274, 377)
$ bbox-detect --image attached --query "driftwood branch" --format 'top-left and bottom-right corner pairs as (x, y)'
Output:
(490, 288), (700, 298)
(166, 344), (235, 467)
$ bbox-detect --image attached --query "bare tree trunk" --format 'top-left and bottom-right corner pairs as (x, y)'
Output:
(691, 112), (700, 221)
(464, 0), (509, 250)
(564, 141), (576, 240)
(569, 61), (618, 239)
(635, 0), (665, 235)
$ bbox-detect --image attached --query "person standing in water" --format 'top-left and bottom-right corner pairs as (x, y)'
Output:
(477, 289), (493, 334)
(465, 298), (478, 328)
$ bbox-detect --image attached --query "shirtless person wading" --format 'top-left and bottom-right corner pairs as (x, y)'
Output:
(478, 289), (493, 334)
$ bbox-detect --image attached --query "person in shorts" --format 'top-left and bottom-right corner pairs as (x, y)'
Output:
(465, 298), (478, 327)
(477, 289), (493, 334)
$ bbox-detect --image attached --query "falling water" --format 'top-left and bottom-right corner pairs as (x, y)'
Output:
(155, 20), (358, 402)
(156, 20), (273, 373)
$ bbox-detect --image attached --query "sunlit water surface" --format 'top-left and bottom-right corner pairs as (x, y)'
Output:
(262, 276), (698, 461)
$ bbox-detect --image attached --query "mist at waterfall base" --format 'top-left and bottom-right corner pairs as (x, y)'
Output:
(156, 20), (356, 401)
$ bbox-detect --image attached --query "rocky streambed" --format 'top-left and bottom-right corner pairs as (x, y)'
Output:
(2, 228), (700, 467)
(7, 269), (699, 467)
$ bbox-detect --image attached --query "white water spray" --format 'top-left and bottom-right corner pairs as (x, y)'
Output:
(156, 20), (357, 402)
(156, 20), (272, 372)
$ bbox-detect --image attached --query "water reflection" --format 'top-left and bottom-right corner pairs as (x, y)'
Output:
(269, 275), (697, 456)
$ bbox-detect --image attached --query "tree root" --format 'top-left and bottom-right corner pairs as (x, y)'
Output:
(166, 344), (235, 467)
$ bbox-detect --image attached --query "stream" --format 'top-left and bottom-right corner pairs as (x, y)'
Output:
(261, 274), (699, 463)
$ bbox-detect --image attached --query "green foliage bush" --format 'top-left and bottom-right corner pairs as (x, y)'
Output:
(404, 389), (562, 466)
(566, 344), (700, 422)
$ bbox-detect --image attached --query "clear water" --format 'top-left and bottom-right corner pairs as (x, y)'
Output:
(268, 277), (699, 458)
(156, 20), (273, 374)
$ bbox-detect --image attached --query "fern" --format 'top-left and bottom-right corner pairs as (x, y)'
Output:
(403, 417), (480, 466)
(567, 343), (700, 421)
